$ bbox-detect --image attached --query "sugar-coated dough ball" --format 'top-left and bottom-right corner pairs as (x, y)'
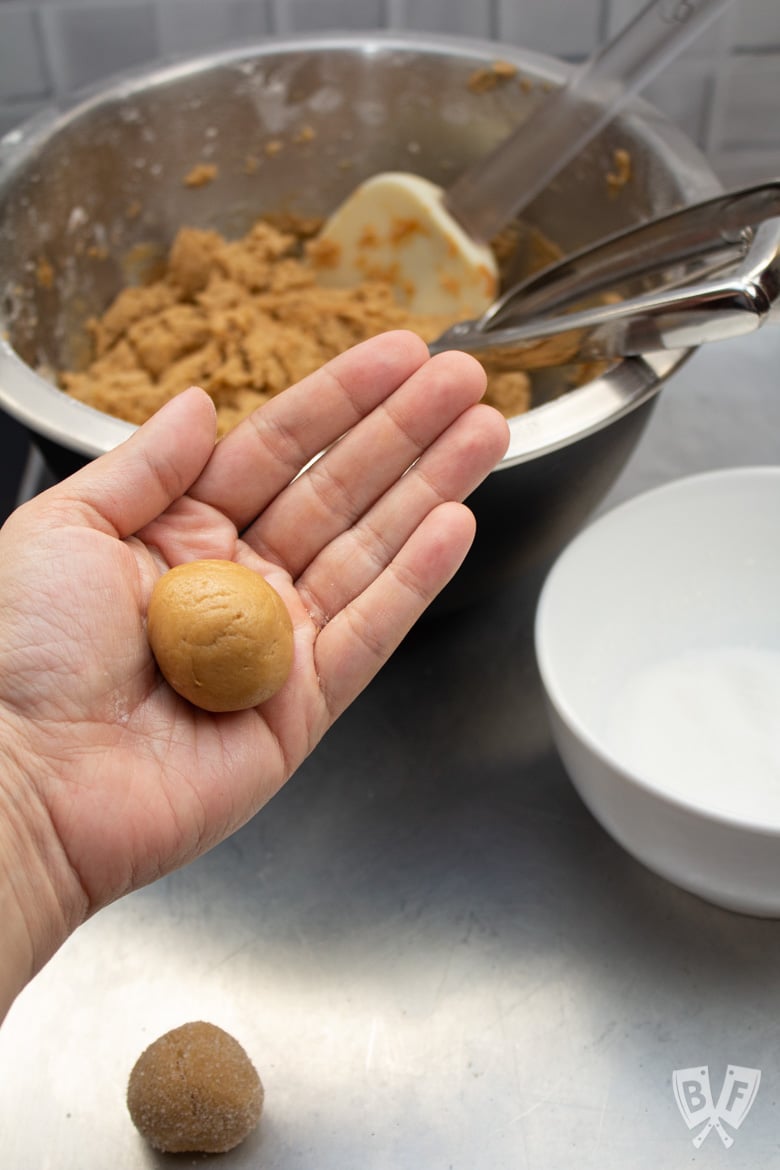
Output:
(147, 559), (294, 712)
(127, 1021), (264, 1153)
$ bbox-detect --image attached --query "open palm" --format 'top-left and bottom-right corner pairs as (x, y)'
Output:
(0, 333), (508, 961)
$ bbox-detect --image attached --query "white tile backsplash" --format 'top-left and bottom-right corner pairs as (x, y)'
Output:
(497, 0), (603, 59)
(0, 7), (49, 100)
(0, 0), (777, 184)
(40, 2), (158, 92)
(718, 52), (780, 150)
(156, 0), (271, 57)
(385, 0), (493, 38)
(271, 0), (383, 33)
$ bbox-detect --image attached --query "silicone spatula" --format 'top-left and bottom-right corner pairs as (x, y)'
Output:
(314, 0), (736, 318)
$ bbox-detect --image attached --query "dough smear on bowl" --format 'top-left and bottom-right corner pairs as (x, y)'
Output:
(126, 1020), (263, 1154)
(147, 559), (294, 712)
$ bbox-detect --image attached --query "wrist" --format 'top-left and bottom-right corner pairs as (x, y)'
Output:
(0, 722), (86, 1021)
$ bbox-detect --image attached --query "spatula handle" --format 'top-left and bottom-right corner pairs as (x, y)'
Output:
(446, 0), (737, 242)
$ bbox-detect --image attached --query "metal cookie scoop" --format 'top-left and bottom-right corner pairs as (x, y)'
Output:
(430, 181), (780, 370)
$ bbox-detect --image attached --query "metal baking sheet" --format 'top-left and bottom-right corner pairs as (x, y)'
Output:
(2, 328), (780, 1168)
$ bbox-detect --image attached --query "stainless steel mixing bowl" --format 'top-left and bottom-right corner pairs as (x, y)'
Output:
(0, 33), (721, 608)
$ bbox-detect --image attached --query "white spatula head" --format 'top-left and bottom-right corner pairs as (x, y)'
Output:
(311, 172), (499, 318)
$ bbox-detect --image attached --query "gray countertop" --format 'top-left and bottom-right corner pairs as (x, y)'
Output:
(1, 326), (779, 1169)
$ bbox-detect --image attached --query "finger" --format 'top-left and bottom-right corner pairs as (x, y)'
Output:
(315, 501), (476, 720)
(242, 348), (489, 575)
(298, 402), (508, 624)
(30, 388), (217, 539)
(189, 330), (431, 532)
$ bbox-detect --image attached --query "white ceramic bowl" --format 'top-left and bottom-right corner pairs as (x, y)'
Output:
(535, 467), (780, 916)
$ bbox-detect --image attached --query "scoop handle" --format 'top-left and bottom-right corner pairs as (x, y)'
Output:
(446, 0), (737, 242)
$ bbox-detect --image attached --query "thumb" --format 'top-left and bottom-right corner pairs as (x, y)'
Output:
(32, 388), (217, 539)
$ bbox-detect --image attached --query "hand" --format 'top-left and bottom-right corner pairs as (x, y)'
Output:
(0, 331), (509, 1017)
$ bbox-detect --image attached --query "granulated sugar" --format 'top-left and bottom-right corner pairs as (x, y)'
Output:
(604, 646), (780, 822)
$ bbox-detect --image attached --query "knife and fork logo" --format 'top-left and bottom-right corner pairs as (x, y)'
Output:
(672, 1065), (761, 1148)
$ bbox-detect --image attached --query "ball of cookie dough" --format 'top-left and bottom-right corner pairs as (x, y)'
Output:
(127, 1021), (264, 1154)
(147, 559), (294, 712)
